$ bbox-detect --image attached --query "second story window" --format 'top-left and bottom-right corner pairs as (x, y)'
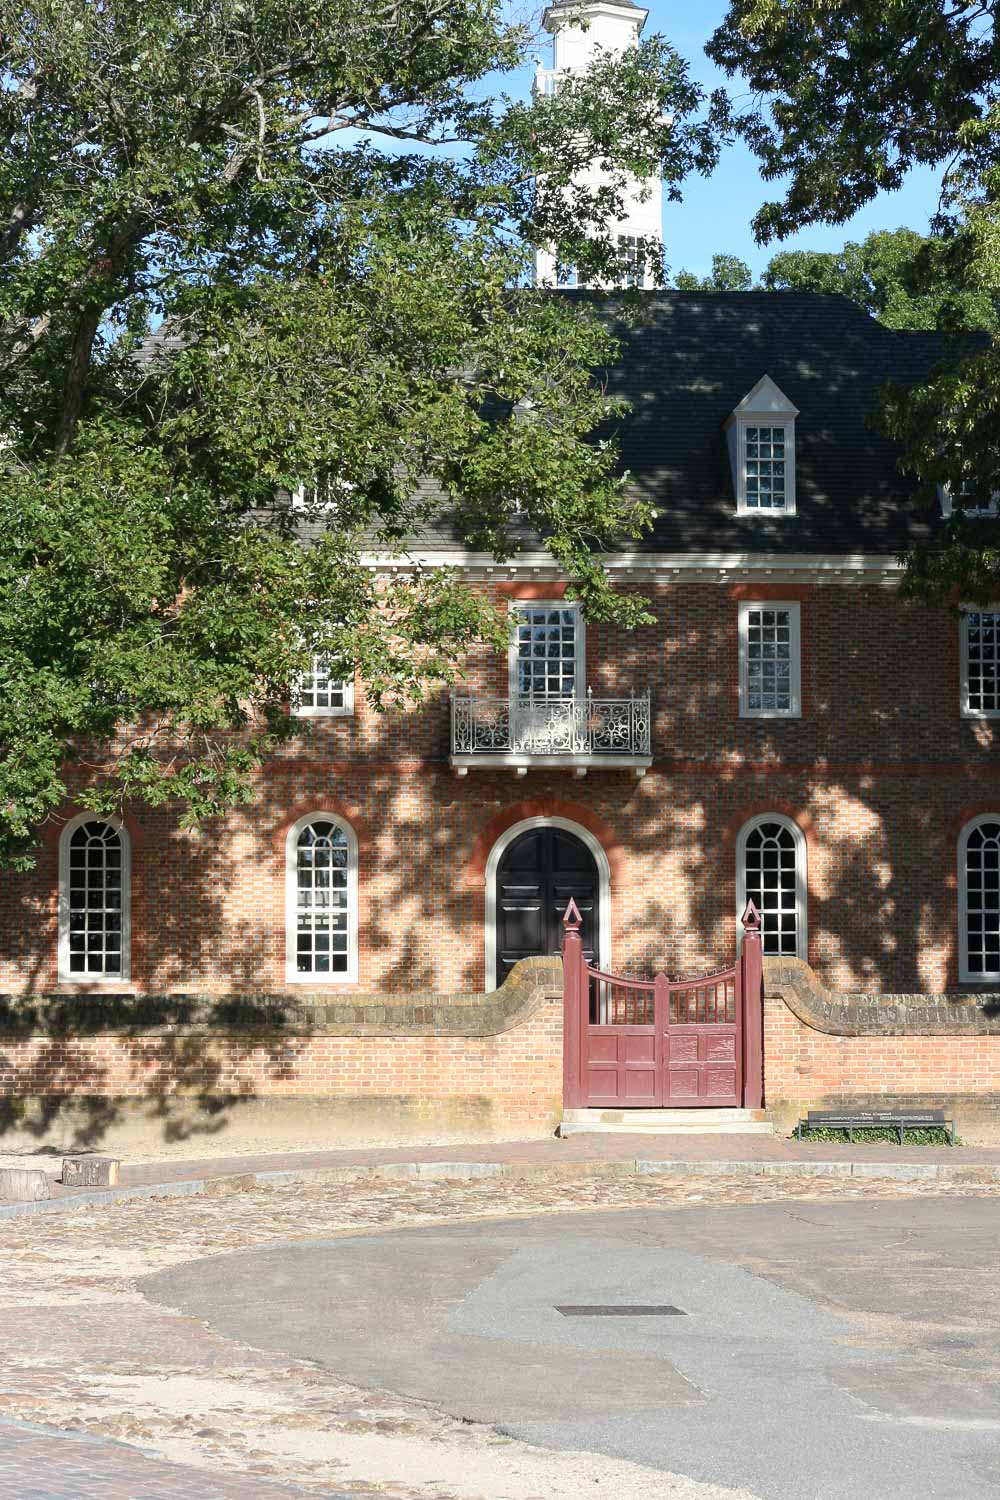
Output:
(293, 656), (354, 718)
(739, 602), (802, 719)
(962, 609), (1000, 719)
(511, 603), (583, 699)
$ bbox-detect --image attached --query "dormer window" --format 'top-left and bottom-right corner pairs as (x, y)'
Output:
(938, 482), (999, 520)
(726, 376), (799, 517)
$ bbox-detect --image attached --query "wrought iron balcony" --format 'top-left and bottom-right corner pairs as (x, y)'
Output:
(450, 690), (652, 778)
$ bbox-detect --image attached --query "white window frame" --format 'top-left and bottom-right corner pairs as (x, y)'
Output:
(958, 814), (1000, 984)
(285, 812), (359, 984)
(938, 483), (999, 520)
(58, 813), (131, 983)
(960, 605), (1000, 720)
(736, 420), (797, 516)
(736, 814), (808, 960)
(738, 601), (802, 719)
(291, 656), (355, 719)
(507, 600), (585, 701)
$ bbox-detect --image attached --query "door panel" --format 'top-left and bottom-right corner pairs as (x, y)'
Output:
(496, 827), (600, 986)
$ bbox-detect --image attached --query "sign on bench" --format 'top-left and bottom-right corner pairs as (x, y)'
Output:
(796, 1109), (955, 1146)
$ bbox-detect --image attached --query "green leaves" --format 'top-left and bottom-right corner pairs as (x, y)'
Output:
(0, 0), (723, 864)
(709, 1), (1000, 604)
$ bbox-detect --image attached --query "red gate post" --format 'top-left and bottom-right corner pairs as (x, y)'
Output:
(740, 900), (764, 1109)
(561, 899), (588, 1109)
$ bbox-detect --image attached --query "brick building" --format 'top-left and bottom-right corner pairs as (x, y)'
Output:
(5, 291), (996, 1003)
(2, 290), (1000, 1148)
(2, 288), (1000, 1145)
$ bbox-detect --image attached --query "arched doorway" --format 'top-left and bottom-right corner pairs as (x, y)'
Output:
(491, 823), (603, 988)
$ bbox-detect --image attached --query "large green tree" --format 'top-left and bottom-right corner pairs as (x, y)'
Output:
(708, 1), (1000, 602)
(0, 0), (727, 867)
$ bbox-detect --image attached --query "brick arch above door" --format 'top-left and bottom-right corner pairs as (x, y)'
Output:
(466, 798), (626, 888)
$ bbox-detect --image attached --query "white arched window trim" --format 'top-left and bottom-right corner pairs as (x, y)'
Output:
(958, 814), (1000, 984)
(735, 813), (808, 960)
(57, 812), (131, 984)
(483, 815), (611, 992)
(285, 812), (359, 984)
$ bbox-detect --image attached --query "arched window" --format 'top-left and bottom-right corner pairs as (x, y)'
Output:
(959, 816), (1000, 983)
(736, 815), (807, 959)
(58, 816), (130, 981)
(286, 814), (358, 983)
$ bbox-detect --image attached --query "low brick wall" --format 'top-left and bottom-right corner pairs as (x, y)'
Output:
(0, 959), (565, 1153)
(4, 954), (1000, 1151)
(763, 959), (1000, 1141)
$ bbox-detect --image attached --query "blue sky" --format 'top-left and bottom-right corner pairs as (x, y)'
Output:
(519, 0), (945, 281)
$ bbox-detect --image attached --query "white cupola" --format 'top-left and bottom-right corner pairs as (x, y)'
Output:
(535, 0), (663, 288)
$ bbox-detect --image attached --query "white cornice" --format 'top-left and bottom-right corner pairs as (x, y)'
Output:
(360, 549), (904, 583)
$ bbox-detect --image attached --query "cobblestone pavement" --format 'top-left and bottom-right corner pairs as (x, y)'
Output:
(0, 1170), (996, 1499)
(0, 1415), (324, 1499)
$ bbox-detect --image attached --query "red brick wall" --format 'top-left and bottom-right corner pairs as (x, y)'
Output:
(766, 997), (1000, 1100)
(763, 992), (1000, 1136)
(0, 993), (565, 1136)
(0, 581), (998, 1000)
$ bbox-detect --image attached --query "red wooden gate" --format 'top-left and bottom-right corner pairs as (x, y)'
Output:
(561, 901), (764, 1109)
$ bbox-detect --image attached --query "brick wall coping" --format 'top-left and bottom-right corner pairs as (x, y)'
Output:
(0, 958), (563, 1041)
(765, 958), (1000, 1036)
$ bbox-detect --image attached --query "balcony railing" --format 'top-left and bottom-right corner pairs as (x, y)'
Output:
(533, 67), (562, 96)
(450, 690), (652, 776)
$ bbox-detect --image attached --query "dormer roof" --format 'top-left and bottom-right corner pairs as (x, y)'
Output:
(726, 374), (800, 424)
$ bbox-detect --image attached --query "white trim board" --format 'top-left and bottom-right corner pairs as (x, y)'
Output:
(483, 815), (611, 992)
(359, 549), (905, 581)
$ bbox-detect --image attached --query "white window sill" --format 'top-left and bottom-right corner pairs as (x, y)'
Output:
(736, 506), (797, 518)
(56, 975), (132, 987)
(291, 708), (354, 719)
(285, 971), (359, 986)
(739, 709), (802, 721)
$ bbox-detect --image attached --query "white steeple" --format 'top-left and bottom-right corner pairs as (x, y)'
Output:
(534, 0), (663, 288)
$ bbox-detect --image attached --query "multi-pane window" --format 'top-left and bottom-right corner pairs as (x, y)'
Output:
(59, 819), (128, 980)
(739, 602), (801, 718)
(962, 610), (1000, 718)
(939, 482), (999, 520)
(293, 656), (353, 717)
(513, 605), (582, 699)
(618, 234), (645, 288)
(289, 817), (357, 981)
(744, 426), (789, 509)
(739, 817), (805, 958)
(960, 818), (1000, 981)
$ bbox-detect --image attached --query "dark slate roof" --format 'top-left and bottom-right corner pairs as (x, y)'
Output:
(414, 290), (957, 558)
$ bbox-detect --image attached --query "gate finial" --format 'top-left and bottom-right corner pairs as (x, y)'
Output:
(741, 898), (761, 932)
(562, 897), (582, 931)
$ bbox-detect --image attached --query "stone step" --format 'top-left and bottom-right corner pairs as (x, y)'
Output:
(559, 1107), (774, 1137)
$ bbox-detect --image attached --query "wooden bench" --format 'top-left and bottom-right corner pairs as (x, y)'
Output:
(795, 1109), (955, 1146)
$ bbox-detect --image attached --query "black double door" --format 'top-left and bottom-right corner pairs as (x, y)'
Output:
(496, 827), (600, 987)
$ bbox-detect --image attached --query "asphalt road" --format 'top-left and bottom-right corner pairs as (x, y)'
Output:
(145, 1197), (1000, 1500)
